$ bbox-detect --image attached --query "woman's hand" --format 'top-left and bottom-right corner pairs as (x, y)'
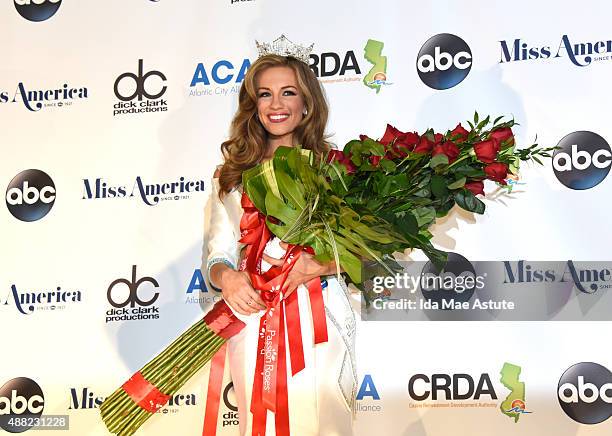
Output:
(262, 242), (339, 296)
(211, 263), (267, 315)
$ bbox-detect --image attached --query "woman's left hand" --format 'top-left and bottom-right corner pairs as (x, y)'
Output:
(262, 242), (338, 296)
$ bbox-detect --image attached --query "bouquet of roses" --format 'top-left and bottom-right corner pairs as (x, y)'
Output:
(243, 113), (552, 288)
(100, 113), (553, 435)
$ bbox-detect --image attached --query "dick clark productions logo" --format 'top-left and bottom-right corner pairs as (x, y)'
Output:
(14, 0), (61, 22)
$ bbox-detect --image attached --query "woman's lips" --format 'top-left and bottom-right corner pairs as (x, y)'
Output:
(268, 113), (290, 123)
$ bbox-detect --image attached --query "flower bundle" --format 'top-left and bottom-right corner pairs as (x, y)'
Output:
(243, 114), (553, 285)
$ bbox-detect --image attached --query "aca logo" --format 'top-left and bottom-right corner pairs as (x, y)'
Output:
(221, 382), (239, 427)
(499, 362), (532, 423)
(189, 59), (251, 97)
(3, 284), (82, 315)
(113, 60), (168, 116)
(82, 176), (205, 206)
(0, 377), (45, 433)
(416, 33), (472, 90)
(0, 83), (88, 112)
(14, 0), (61, 22)
(552, 131), (612, 190)
(558, 362), (612, 424)
(355, 374), (381, 413)
(5, 169), (55, 222)
(185, 269), (221, 304)
(105, 266), (161, 323)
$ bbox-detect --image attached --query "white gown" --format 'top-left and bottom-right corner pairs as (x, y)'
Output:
(205, 176), (357, 436)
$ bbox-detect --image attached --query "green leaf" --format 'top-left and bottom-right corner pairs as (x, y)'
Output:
(379, 159), (396, 172)
(362, 138), (385, 156)
(374, 173), (409, 196)
(447, 176), (466, 190)
(430, 175), (448, 198)
(412, 206), (436, 227)
(275, 170), (306, 210)
(454, 189), (485, 214)
(429, 153), (449, 169)
(264, 190), (300, 225)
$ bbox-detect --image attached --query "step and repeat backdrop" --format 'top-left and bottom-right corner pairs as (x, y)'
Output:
(2, 0), (612, 435)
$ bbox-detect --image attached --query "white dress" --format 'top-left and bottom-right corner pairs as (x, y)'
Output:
(205, 176), (357, 436)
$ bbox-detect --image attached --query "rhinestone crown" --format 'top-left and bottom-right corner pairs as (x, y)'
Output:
(256, 34), (313, 64)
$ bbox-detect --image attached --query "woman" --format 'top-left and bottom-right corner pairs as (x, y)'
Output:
(205, 53), (357, 436)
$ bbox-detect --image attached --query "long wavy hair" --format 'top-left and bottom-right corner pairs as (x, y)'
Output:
(218, 54), (331, 196)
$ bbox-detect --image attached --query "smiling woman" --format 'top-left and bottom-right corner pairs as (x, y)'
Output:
(216, 54), (331, 196)
(205, 51), (357, 436)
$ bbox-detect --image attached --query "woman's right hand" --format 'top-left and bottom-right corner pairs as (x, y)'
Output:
(216, 266), (267, 315)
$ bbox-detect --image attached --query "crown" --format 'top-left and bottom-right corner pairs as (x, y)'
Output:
(255, 34), (314, 64)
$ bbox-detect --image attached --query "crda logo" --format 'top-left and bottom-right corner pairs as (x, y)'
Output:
(107, 265), (159, 308)
(114, 59), (167, 102)
(552, 131), (612, 190)
(558, 362), (612, 424)
(5, 169), (56, 222)
(0, 377), (45, 432)
(14, 0), (61, 22)
(416, 33), (472, 90)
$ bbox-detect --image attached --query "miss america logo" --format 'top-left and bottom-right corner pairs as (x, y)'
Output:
(82, 176), (205, 206)
(0, 83), (88, 112)
(499, 34), (612, 66)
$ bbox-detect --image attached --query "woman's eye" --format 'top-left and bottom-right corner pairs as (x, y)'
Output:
(283, 90), (296, 96)
(258, 92), (270, 98)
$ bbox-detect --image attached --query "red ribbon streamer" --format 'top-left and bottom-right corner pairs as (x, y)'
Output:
(240, 192), (329, 436)
(122, 371), (171, 414)
(202, 343), (228, 436)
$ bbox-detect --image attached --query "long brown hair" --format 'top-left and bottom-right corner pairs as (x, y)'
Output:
(218, 54), (331, 196)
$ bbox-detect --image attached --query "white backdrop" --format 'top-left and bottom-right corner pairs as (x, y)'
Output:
(2, 0), (612, 435)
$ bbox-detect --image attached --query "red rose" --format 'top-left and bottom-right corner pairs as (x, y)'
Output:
(484, 162), (509, 184)
(432, 141), (460, 163)
(473, 139), (500, 163)
(327, 150), (357, 174)
(393, 131), (419, 157)
(369, 155), (382, 166)
(465, 180), (485, 196)
(433, 133), (444, 145)
(450, 123), (469, 143)
(414, 135), (434, 154)
(326, 149), (345, 163)
(379, 124), (403, 146)
(359, 134), (370, 142)
(489, 127), (514, 147)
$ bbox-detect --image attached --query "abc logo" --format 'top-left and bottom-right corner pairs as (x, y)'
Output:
(419, 252), (476, 307)
(14, 0), (61, 22)
(114, 59), (167, 102)
(553, 131), (612, 190)
(5, 169), (56, 222)
(416, 33), (472, 90)
(558, 362), (612, 424)
(0, 377), (45, 432)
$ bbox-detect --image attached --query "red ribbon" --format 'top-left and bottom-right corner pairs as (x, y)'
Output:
(239, 192), (329, 436)
(122, 371), (171, 413)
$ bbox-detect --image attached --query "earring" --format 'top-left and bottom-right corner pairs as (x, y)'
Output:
(303, 108), (308, 116)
